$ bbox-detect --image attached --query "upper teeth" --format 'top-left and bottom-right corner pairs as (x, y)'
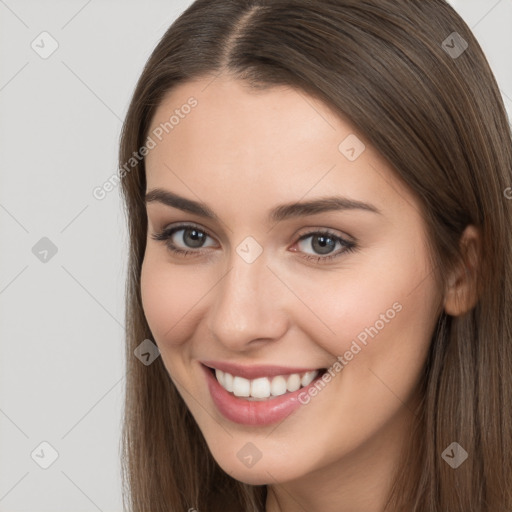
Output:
(214, 369), (319, 400)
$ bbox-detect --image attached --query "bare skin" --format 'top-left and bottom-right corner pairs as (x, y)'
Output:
(140, 75), (478, 512)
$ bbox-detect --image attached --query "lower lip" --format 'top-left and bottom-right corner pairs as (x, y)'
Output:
(202, 364), (324, 426)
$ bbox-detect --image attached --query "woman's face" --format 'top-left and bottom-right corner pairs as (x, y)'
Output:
(141, 76), (443, 486)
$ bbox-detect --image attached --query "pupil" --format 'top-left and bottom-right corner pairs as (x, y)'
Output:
(185, 229), (205, 248)
(313, 235), (335, 254)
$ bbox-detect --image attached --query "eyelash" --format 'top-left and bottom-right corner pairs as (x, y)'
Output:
(151, 223), (357, 264)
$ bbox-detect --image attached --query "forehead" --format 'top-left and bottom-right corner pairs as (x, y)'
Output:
(147, 76), (344, 163)
(144, 76), (414, 220)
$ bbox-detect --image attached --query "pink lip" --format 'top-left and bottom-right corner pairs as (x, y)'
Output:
(201, 360), (322, 379)
(201, 363), (324, 426)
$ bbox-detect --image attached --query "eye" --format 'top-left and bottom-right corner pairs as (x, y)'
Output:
(151, 223), (357, 264)
(151, 223), (216, 256)
(293, 230), (357, 263)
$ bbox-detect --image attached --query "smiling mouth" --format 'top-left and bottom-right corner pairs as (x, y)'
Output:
(206, 366), (328, 401)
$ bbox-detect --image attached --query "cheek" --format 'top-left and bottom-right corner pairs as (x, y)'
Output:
(291, 238), (440, 368)
(140, 251), (209, 345)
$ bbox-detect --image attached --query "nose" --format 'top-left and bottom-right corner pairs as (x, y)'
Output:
(207, 248), (289, 351)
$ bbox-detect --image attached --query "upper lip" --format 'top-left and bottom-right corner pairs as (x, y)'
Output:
(201, 361), (324, 380)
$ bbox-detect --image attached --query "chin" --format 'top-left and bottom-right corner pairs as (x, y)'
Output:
(209, 447), (308, 486)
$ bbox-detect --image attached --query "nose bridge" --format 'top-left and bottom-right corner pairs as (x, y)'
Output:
(208, 244), (287, 347)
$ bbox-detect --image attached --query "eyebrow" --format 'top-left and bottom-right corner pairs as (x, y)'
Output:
(145, 188), (382, 223)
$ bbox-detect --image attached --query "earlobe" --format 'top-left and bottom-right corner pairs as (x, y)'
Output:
(443, 225), (480, 316)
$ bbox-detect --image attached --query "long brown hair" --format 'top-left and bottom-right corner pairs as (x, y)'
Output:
(119, 1), (512, 510)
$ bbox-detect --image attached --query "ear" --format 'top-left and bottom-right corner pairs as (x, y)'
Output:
(443, 225), (480, 316)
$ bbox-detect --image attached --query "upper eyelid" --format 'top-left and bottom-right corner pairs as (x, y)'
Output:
(161, 222), (215, 239)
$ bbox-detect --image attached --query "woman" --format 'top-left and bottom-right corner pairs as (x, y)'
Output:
(119, 1), (512, 510)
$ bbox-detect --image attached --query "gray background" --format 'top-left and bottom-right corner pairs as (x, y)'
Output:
(0, 1), (510, 510)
